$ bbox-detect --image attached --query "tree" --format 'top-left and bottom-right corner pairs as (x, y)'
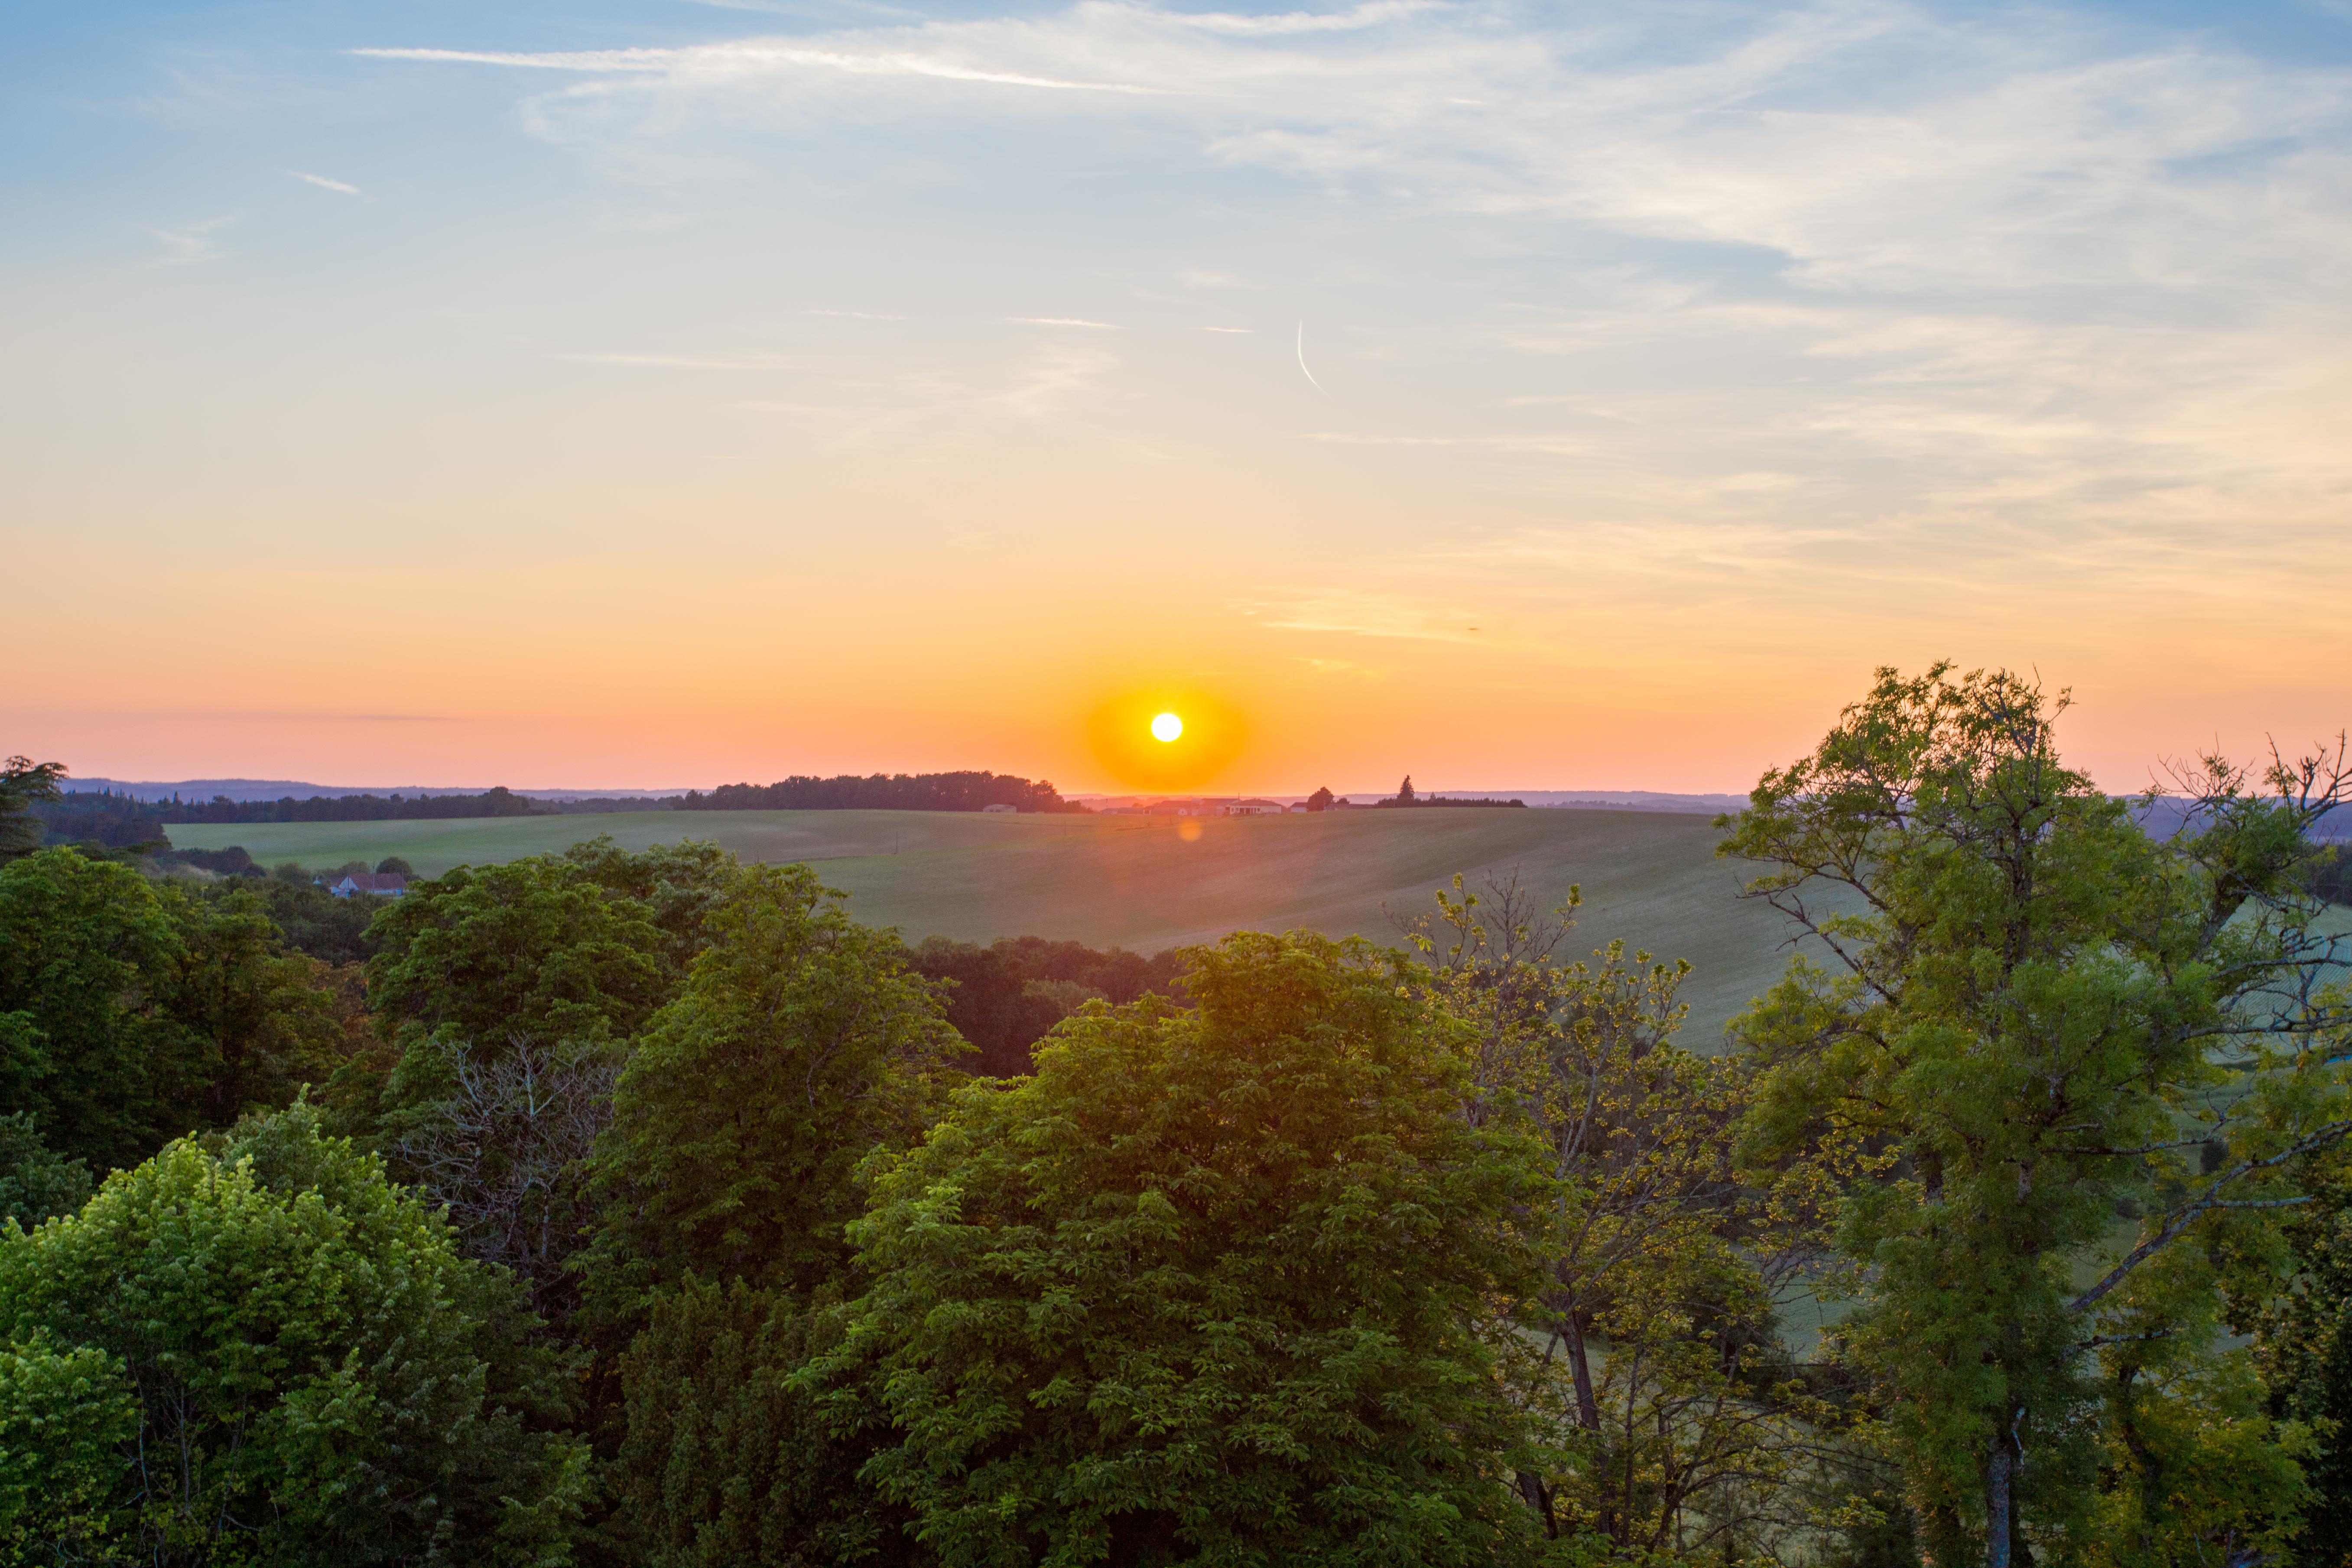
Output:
(1723, 665), (2352, 1568)
(393, 1033), (620, 1319)
(0, 758), (65, 863)
(904, 937), (1181, 1078)
(209, 872), (380, 964)
(375, 855), (415, 876)
(1400, 873), (1845, 1560)
(554, 836), (742, 980)
(360, 843), (745, 1326)
(585, 867), (962, 1564)
(2257, 1142), (2352, 1566)
(615, 1276), (921, 1568)
(0, 1113), (89, 1229)
(0, 849), (355, 1175)
(0, 1102), (591, 1565)
(366, 854), (676, 1053)
(1307, 786), (1335, 812)
(166, 885), (349, 1129)
(0, 1335), (136, 1560)
(829, 930), (1560, 1568)
(1399, 774), (1417, 803)
(582, 863), (965, 1324)
(0, 848), (199, 1171)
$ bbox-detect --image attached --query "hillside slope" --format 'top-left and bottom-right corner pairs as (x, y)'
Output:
(167, 808), (1822, 1044)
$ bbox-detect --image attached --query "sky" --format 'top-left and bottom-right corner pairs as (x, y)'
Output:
(6, 0), (2351, 795)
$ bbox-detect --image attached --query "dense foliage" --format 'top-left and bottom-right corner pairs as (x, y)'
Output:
(906, 935), (1186, 1076)
(1722, 665), (2352, 1568)
(584, 863), (965, 1319)
(0, 1104), (588, 1565)
(0, 759), (65, 862)
(0, 848), (348, 1172)
(832, 931), (1558, 1568)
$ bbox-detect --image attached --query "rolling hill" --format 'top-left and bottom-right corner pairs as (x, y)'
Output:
(165, 807), (1827, 1045)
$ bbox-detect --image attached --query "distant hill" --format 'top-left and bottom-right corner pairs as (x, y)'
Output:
(69, 777), (684, 803)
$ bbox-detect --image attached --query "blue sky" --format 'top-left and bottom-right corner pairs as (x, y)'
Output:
(7, 1), (2352, 790)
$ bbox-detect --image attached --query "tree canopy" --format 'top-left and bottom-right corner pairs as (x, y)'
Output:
(1723, 664), (2352, 1568)
(832, 930), (1560, 1568)
(584, 863), (965, 1321)
(0, 1103), (589, 1565)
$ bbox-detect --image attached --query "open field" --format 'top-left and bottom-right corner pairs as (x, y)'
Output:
(168, 808), (1826, 1043)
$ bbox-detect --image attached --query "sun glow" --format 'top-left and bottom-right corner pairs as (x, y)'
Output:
(1086, 689), (1247, 790)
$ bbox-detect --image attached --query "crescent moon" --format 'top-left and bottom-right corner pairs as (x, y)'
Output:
(1296, 321), (1324, 392)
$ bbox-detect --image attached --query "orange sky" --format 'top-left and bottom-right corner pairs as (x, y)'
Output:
(8, 1), (2352, 796)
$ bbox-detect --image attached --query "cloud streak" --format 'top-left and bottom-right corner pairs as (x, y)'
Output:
(350, 41), (1164, 93)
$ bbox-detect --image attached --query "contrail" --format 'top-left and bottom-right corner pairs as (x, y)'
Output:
(1296, 321), (1324, 392)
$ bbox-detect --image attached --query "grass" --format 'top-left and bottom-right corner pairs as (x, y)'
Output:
(167, 807), (1825, 1044)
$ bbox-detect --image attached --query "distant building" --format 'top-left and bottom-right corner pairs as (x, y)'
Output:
(981, 803), (1020, 813)
(1223, 799), (1283, 815)
(328, 872), (408, 898)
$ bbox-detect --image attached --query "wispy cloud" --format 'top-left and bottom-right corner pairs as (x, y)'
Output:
(145, 214), (236, 265)
(1007, 316), (1120, 328)
(349, 2), (2352, 601)
(351, 41), (1164, 94)
(1234, 589), (1488, 645)
(286, 169), (360, 194)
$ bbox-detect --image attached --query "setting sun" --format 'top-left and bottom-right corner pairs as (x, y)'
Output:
(1086, 689), (1247, 790)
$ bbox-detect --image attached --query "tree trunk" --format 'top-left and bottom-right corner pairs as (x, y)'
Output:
(1517, 1471), (1558, 1538)
(1564, 1312), (1601, 1430)
(1985, 1435), (2014, 1568)
(1562, 1313), (1615, 1539)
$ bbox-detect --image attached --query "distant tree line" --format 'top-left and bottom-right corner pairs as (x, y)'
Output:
(679, 770), (1078, 813)
(27, 772), (1079, 850)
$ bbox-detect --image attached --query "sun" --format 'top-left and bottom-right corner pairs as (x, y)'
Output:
(1085, 688), (1245, 788)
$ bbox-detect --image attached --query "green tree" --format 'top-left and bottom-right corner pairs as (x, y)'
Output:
(583, 863), (964, 1324)
(167, 885), (348, 1128)
(557, 836), (742, 979)
(211, 872), (381, 964)
(363, 842), (745, 1315)
(0, 847), (198, 1171)
(1400, 873), (1845, 1560)
(2258, 1143), (2352, 1566)
(1, 849), (354, 1175)
(366, 854), (675, 1052)
(615, 1276), (920, 1568)
(1723, 665), (2351, 1568)
(0, 1102), (591, 1565)
(0, 1335), (136, 1560)
(830, 930), (1559, 1568)
(0, 1112), (90, 1229)
(0, 759), (65, 863)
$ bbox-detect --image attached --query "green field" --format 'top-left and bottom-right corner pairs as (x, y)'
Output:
(168, 808), (1823, 1043)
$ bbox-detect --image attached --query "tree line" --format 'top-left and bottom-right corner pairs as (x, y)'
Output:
(25, 771), (1084, 851)
(0, 664), (2349, 1568)
(677, 771), (1079, 814)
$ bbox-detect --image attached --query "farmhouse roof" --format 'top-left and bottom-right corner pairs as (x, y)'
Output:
(329, 872), (409, 896)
